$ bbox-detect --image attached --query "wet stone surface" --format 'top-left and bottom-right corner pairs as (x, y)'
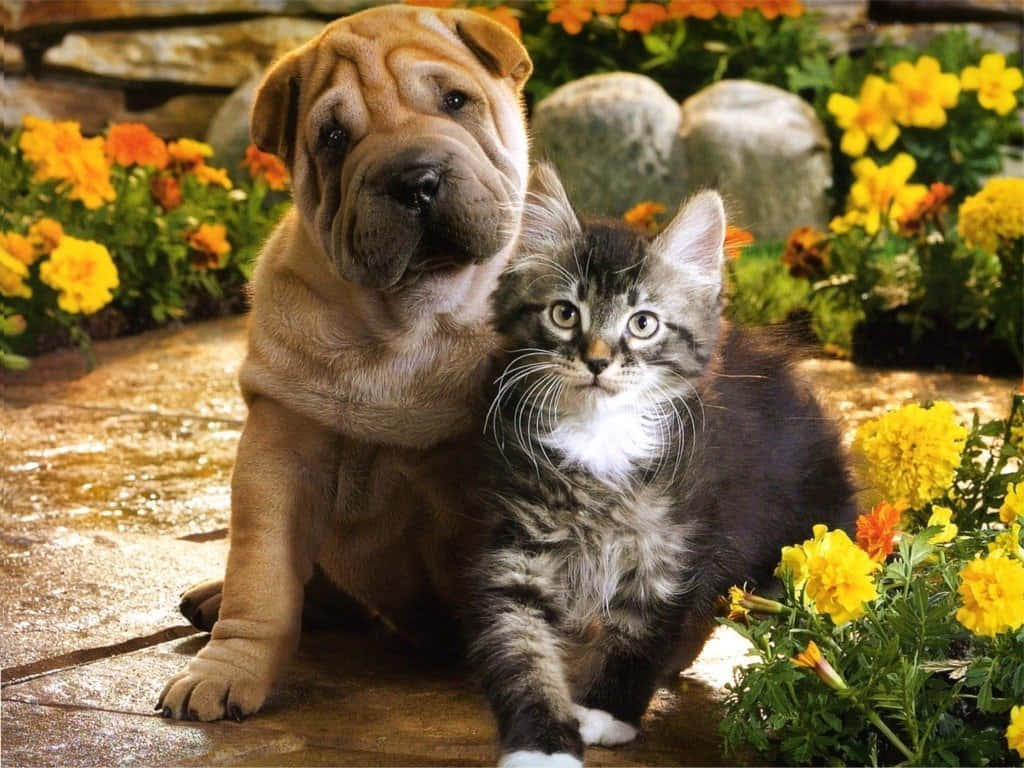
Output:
(1, 314), (1018, 766)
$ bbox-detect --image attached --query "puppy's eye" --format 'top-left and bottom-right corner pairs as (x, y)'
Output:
(320, 124), (348, 153)
(627, 311), (659, 339)
(441, 90), (468, 112)
(550, 301), (579, 330)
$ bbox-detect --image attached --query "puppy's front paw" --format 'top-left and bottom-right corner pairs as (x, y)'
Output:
(498, 751), (582, 768)
(156, 639), (272, 722)
(571, 705), (638, 746)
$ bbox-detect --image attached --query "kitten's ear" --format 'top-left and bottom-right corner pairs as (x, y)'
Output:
(517, 163), (581, 257)
(651, 190), (726, 287)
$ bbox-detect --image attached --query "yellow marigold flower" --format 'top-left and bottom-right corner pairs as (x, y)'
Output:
(0, 232), (36, 266)
(856, 500), (903, 561)
(192, 163), (232, 190)
(888, 55), (960, 128)
(105, 122), (169, 169)
(19, 116), (116, 210)
(187, 223), (231, 270)
(988, 523), (1023, 559)
(38, 236), (119, 314)
(957, 177), (1024, 253)
(619, 2), (669, 32)
(776, 524), (880, 625)
(961, 53), (1023, 116)
(758, 0), (803, 19)
(829, 153), (928, 235)
(0, 245), (32, 299)
(470, 6), (522, 39)
(926, 505), (958, 544)
(791, 640), (848, 691)
(854, 401), (967, 507)
(548, 0), (593, 34)
(1008, 705), (1024, 758)
(28, 218), (64, 256)
(827, 75), (901, 157)
(167, 138), (214, 167)
(668, 0), (717, 19)
(956, 554), (1024, 637)
(1001, 482), (1024, 524)
(623, 201), (666, 233)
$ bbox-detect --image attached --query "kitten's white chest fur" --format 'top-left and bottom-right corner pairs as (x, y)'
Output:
(542, 396), (658, 485)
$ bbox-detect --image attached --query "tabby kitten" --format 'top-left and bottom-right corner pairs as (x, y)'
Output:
(468, 165), (857, 768)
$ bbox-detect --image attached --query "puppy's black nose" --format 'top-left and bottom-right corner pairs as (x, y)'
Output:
(585, 358), (610, 376)
(388, 166), (442, 210)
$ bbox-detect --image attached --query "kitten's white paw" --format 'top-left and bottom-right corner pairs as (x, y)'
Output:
(498, 750), (582, 768)
(572, 705), (639, 746)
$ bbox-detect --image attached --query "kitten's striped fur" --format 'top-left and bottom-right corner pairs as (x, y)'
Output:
(469, 165), (856, 766)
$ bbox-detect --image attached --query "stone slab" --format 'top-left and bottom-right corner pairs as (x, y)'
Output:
(1, 77), (228, 138)
(42, 18), (325, 87)
(0, 528), (226, 668)
(4, 0), (376, 30)
(3, 627), (746, 766)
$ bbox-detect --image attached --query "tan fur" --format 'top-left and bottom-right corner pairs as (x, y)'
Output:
(158, 5), (530, 722)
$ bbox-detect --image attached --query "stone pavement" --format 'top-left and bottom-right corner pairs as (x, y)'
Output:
(1, 315), (1018, 766)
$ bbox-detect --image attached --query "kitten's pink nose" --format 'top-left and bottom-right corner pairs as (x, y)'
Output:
(582, 338), (612, 376)
(585, 358), (610, 376)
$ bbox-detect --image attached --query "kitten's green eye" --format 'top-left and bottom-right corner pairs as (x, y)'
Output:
(628, 311), (659, 339)
(550, 301), (579, 330)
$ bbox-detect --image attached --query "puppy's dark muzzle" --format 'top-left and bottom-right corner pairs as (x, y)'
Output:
(387, 166), (443, 212)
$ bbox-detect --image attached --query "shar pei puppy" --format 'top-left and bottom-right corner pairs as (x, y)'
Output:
(158, 4), (531, 722)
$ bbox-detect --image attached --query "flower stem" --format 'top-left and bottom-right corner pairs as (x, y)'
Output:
(864, 706), (916, 763)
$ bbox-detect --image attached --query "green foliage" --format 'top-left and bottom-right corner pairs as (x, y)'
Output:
(719, 396), (1024, 765)
(521, 7), (830, 107)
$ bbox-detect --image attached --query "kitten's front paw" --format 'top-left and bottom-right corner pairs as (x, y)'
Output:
(572, 705), (639, 746)
(498, 751), (582, 768)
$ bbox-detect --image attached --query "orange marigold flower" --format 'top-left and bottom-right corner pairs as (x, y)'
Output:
(619, 2), (669, 33)
(856, 500), (904, 561)
(548, 0), (593, 35)
(594, 0), (627, 12)
(623, 201), (666, 232)
(105, 122), (168, 169)
(167, 138), (214, 168)
(715, 0), (756, 17)
(150, 174), (183, 211)
(897, 181), (954, 237)
(192, 164), (232, 190)
(782, 226), (830, 279)
(0, 232), (37, 267)
(758, 0), (803, 19)
(242, 144), (290, 190)
(187, 223), (231, 269)
(470, 6), (523, 39)
(791, 640), (848, 691)
(668, 0), (718, 19)
(724, 225), (754, 260)
(28, 218), (64, 256)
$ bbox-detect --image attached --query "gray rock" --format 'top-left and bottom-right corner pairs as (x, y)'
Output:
(1, 77), (225, 138)
(531, 72), (685, 218)
(4, 41), (25, 75)
(678, 80), (831, 241)
(42, 17), (324, 87)
(206, 73), (263, 179)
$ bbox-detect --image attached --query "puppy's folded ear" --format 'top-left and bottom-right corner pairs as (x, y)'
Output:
(251, 50), (303, 166)
(450, 10), (532, 91)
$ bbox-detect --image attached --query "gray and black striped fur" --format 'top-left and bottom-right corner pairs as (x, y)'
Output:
(468, 165), (856, 767)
